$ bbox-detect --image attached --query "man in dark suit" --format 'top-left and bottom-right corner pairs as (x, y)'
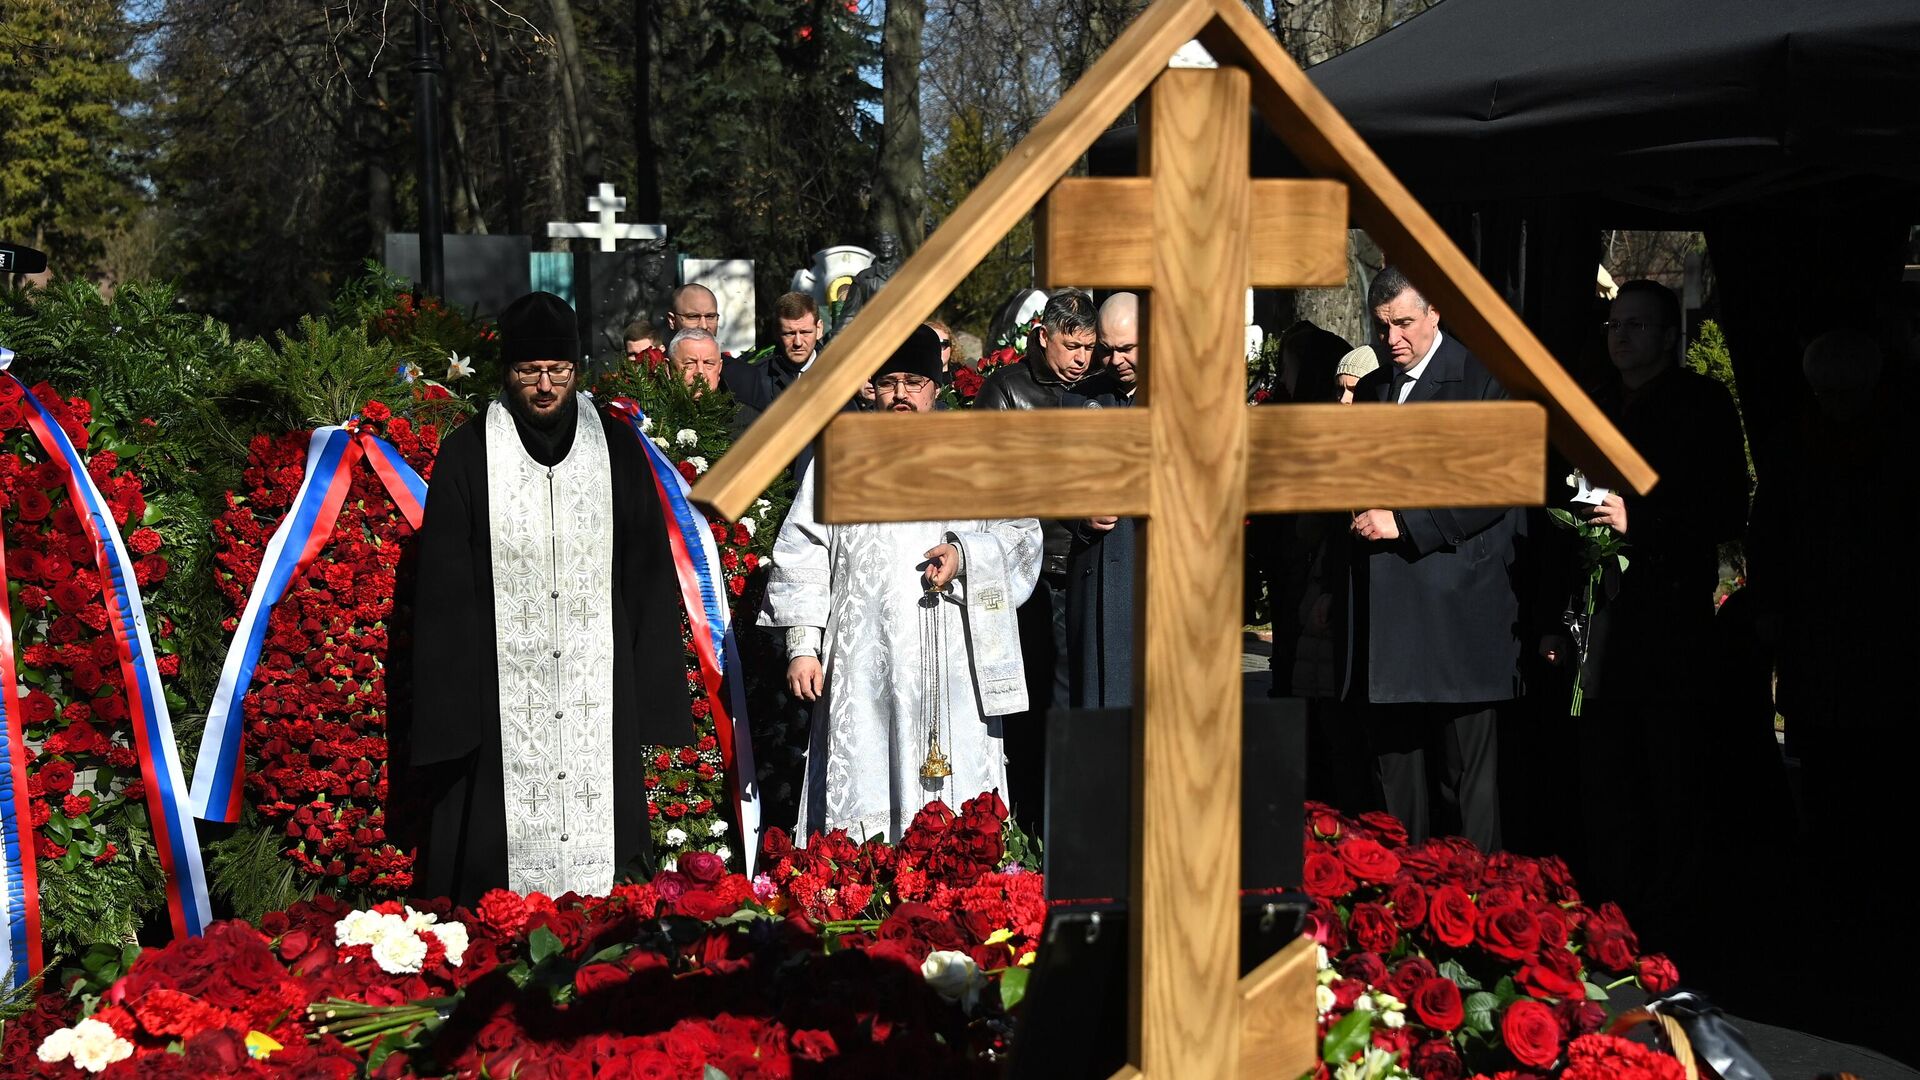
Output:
(1348, 266), (1522, 851)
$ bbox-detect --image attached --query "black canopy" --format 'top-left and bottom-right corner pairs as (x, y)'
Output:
(1093, 0), (1920, 216)
(1304, 0), (1920, 213)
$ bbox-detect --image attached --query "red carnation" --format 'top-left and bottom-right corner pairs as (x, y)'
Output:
(1501, 999), (1564, 1069)
(1411, 977), (1465, 1032)
(128, 527), (164, 555)
(62, 794), (93, 817)
(360, 401), (393, 421)
(475, 888), (530, 936)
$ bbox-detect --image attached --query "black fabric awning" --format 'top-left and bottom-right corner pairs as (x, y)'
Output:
(1093, 0), (1920, 215)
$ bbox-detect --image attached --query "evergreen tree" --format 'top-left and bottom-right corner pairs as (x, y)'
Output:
(0, 0), (146, 277)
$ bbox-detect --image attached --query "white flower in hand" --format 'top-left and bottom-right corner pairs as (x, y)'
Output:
(447, 351), (474, 381)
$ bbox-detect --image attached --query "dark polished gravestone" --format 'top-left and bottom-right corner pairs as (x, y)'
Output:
(1011, 699), (1310, 1080)
(576, 246), (676, 369)
(384, 234), (531, 317)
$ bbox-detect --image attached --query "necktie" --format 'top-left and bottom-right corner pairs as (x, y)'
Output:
(1392, 371), (1413, 403)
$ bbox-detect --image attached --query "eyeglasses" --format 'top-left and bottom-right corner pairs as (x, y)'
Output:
(872, 375), (933, 393)
(509, 364), (576, 386)
(935, 337), (952, 349)
(674, 311), (720, 325)
(1604, 319), (1671, 335)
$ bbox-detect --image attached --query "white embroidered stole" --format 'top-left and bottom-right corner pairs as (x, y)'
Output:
(485, 398), (618, 897)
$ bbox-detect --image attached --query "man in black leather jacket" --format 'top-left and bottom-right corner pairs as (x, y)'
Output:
(975, 289), (1099, 835)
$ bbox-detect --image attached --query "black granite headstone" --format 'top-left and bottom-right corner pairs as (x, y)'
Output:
(579, 245), (675, 368)
(383, 234), (532, 318)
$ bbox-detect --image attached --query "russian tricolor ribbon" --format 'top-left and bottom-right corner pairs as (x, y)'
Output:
(608, 399), (761, 876)
(2, 352), (211, 945)
(190, 422), (425, 824)
(1, 480), (45, 987)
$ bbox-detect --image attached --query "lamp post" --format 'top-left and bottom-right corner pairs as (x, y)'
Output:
(410, 1), (446, 298)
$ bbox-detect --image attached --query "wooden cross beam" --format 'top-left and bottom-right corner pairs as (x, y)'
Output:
(693, 2), (1656, 1076)
(812, 69), (1542, 1080)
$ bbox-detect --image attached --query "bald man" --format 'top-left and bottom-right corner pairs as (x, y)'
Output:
(666, 283), (721, 337)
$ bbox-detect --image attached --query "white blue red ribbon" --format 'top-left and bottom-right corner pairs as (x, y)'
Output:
(191, 422), (425, 824)
(3, 351), (211, 941)
(608, 399), (762, 876)
(1, 498), (44, 987)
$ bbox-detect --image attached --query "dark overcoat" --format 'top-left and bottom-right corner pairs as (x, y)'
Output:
(1350, 335), (1524, 704)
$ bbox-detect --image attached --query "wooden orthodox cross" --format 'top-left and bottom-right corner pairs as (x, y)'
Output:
(693, 1), (1655, 1076)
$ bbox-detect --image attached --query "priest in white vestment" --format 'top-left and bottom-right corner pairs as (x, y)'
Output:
(759, 326), (1043, 842)
(408, 292), (691, 904)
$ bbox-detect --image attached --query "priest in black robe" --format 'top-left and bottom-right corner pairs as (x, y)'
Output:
(405, 292), (691, 904)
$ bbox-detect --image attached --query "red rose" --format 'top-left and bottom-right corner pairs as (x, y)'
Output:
(1308, 807), (1344, 839)
(1338, 838), (1402, 884)
(1501, 999), (1564, 1069)
(22, 690), (56, 723)
(573, 962), (630, 996)
(1387, 879), (1428, 929)
(675, 889), (738, 921)
(1411, 977), (1465, 1032)
(1302, 852), (1355, 900)
(679, 850), (726, 885)
(15, 489), (51, 521)
(1410, 1039), (1465, 1080)
(1341, 951), (1387, 987)
(1384, 956), (1436, 1004)
(1636, 954), (1679, 993)
(1516, 960), (1584, 1001)
(1476, 905), (1542, 963)
(1425, 884), (1476, 948)
(38, 760), (75, 794)
(1555, 999), (1607, 1038)
(1357, 811), (1410, 847)
(1348, 902), (1398, 955)
(790, 1028), (837, 1063)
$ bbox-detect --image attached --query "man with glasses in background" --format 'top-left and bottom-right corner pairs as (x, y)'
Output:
(408, 291), (693, 904)
(666, 283), (722, 336)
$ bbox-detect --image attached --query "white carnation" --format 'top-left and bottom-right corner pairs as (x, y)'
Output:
(335, 908), (389, 947)
(661, 856), (678, 872)
(687, 455), (710, 474)
(754, 498), (771, 511)
(403, 905), (437, 932)
(739, 518), (755, 539)
(640, 415), (654, 433)
(711, 844), (732, 863)
(371, 925), (429, 974)
(675, 428), (699, 447)
(41, 1018), (133, 1074)
(650, 436), (670, 451)
(665, 827), (689, 845)
(427, 921), (469, 967)
(708, 819), (729, 836)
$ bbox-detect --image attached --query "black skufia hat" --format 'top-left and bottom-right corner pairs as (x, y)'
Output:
(872, 325), (944, 382)
(499, 292), (580, 366)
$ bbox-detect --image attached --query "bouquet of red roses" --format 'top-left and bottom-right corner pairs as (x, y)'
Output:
(1301, 802), (1681, 1079)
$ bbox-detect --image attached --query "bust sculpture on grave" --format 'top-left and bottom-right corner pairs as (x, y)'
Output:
(832, 233), (903, 331)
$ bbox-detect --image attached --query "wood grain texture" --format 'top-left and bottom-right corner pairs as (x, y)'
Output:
(1037, 178), (1347, 288)
(1194, 0), (1657, 496)
(1133, 67), (1249, 1080)
(813, 410), (1152, 524)
(1245, 401), (1547, 513)
(1238, 936), (1318, 1079)
(688, 0), (1216, 521)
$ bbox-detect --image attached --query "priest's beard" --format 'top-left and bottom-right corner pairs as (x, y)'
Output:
(503, 386), (579, 466)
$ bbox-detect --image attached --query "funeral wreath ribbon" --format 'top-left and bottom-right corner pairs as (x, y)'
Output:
(1, 344), (211, 966)
(190, 420), (426, 824)
(608, 398), (761, 876)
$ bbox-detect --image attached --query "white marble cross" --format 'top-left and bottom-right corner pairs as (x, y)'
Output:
(546, 183), (666, 252)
